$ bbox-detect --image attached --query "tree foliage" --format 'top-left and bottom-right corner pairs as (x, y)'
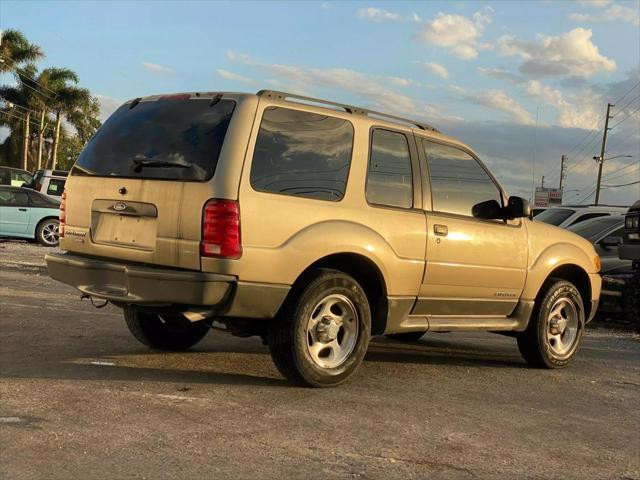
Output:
(0, 29), (101, 171)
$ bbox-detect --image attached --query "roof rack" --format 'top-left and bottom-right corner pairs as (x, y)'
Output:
(256, 90), (440, 133)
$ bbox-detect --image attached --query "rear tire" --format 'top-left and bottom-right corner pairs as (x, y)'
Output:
(36, 218), (59, 247)
(517, 279), (585, 368)
(385, 331), (426, 342)
(124, 308), (211, 351)
(268, 269), (371, 387)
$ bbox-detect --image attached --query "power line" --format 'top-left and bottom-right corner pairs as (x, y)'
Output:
(1, 109), (56, 134)
(613, 79), (640, 105)
(17, 78), (57, 101)
(602, 180), (640, 188)
(1, 108), (71, 136)
(602, 163), (640, 182)
(609, 104), (640, 130)
(614, 92), (640, 117)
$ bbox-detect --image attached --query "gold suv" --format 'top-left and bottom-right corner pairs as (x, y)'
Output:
(46, 90), (602, 387)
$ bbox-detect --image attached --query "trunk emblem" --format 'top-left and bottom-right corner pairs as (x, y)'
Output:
(113, 202), (127, 211)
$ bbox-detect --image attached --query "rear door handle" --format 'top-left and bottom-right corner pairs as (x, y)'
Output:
(18, 208), (27, 212)
(434, 224), (448, 236)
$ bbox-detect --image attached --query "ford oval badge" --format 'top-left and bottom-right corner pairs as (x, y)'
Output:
(113, 202), (127, 212)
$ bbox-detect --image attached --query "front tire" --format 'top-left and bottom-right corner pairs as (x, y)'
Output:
(517, 279), (585, 368)
(36, 218), (59, 246)
(124, 308), (211, 351)
(268, 269), (371, 387)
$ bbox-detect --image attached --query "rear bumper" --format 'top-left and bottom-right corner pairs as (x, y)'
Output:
(45, 252), (289, 318)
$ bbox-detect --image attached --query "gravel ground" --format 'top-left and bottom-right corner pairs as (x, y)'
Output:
(1, 240), (639, 480)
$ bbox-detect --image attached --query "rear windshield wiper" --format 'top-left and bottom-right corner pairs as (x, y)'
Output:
(131, 158), (192, 172)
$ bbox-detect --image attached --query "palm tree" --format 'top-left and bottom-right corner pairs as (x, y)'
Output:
(0, 29), (44, 73)
(0, 64), (41, 170)
(31, 68), (78, 169)
(50, 85), (92, 169)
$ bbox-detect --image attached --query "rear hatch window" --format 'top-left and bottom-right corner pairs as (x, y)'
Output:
(72, 96), (235, 181)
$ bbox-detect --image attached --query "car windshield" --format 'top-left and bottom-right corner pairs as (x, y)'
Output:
(72, 96), (235, 181)
(567, 215), (623, 241)
(534, 208), (575, 225)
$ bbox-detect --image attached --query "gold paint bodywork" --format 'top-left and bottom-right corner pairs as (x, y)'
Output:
(50, 92), (601, 333)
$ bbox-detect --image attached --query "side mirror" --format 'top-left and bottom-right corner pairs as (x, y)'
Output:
(504, 196), (531, 219)
(472, 199), (503, 220)
(600, 235), (623, 249)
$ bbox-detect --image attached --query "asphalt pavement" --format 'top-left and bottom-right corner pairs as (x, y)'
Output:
(1, 241), (639, 480)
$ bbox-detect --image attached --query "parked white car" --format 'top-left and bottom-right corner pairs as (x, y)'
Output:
(26, 169), (68, 199)
(534, 205), (627, 228)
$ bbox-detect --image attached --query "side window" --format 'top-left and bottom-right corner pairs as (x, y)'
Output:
(250, 107), (354, 201)
(569, 213), (609, 226)
(0, 190), (29, 206)
(366, 129), (413, 209)
(47, 178), (66, 196)
(422, 140), (502, 217)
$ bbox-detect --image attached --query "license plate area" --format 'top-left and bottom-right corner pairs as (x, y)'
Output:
(91, 200), (157, 250)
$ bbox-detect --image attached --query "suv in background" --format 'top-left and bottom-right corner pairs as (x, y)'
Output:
(600, 201), (640, 330)
(26, 169), (68, 199)
(46, 90), (602, 387)
(0, 166), (33, 187)
(534, 205), (627, 228)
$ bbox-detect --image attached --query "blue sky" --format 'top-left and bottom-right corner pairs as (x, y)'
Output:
(2, 0), (639, 204)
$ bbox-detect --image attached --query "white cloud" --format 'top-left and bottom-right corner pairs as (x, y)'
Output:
(95, 94), (122, 121)
(477, 67), (524, 84)
(357, 7), (400, 22)
(408, 13), (422, 23)
(142, 62), (174, 75)
(216, 68), (254, 84)
(577, 0), (613, 7)
(569, 3), (640, 26)
(498, 28), (616, 76)
(420, 7), (493, 60)
(226, 51), (446, 120)
(421, 62), (450, 79)
(386, 76), (413, 86)
(452, 86), (535, 125)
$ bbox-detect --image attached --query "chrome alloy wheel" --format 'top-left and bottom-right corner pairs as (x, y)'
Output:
(41, 221), (59, 246)
(306, 294), (359, 369)
(546, 296), (579, 357)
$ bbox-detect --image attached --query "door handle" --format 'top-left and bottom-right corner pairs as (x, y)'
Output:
(434, 224), (448, 236)
(18, 208), (27, 212)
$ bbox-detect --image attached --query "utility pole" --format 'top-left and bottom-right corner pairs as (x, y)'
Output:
(541, 176), (545, 189)
(559, 154), (566, 190)
(595, 103), (613, 206)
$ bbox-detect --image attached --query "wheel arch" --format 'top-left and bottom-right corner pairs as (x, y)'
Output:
(286, 252), (389, 335)
(539, 264), (592, 320)
(33, 215), (59, 238)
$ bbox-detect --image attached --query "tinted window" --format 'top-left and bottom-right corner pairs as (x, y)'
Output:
(250, 107), (354, 201)
(29, 190), (60, 207)
(422, 140), (502, 216)
(0, 189), (29, 206)
(73, 98), (235, 181)
(366, 129), (413, 208)
(534, 208), (576, 226)
(0, 169), (9, 185)
(46, 178), (66, 196)
(567, 216), (623, 241)
(569, 212), (609, 226)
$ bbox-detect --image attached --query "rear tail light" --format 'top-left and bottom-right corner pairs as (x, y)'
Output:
(59, 190), (66, 238)
(200, 199), (242, 259)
